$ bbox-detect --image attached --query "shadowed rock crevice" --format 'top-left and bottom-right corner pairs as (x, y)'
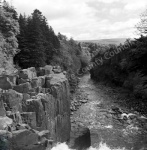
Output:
(69, 124), (91, 150)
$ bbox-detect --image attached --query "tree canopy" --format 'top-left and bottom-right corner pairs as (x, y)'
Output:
(14, 9), (60, 68)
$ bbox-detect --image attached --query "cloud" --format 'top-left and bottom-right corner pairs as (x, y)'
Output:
(109, 8), (122, 16)
(124, 0), (147, 11)
(91, 0), (121, 4)
(7, 0), (147, 40)
(74, 18), (139, 40)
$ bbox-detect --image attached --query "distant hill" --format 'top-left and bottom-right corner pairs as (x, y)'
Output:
(78, 38), (128, 45)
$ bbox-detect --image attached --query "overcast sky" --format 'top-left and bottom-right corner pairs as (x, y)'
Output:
(9, 0), (147, 40)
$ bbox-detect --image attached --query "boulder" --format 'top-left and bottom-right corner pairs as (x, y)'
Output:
(90, 129), (100, 147)
(23, 93), (31, 103)
(11, 129), (52, 150)
(11, 129), (39, 149)
(36, 68), (45, 76)
(7, 74), (17, 85)
(44, 65), (53, 75)
(18, 67), (36, 80)
(35, 87), (43, 94)
(28, 67), (37, 78)
(0, 117), (13, 130)
(48, 73), (67, 85)
(18, 70), (28, 80)
(63, 71), (67, 76)
(21, 112), (37, 129)
(31, 76), (45, 88)
(22, 94), (31, 111)
(7, 111), (23, 124)
(17, 78), (30, 85)
(45, 76), (54, 89)
(2, 89), (23, 112)
(37, 65), (53, 76)
(69, 125), (91, 150)
(15, 123), (31, 130)
(31, 78), (40, 88)
(0, 76), (13, 91)
(13, 82), (32, 93)
(0, 130), (12, 150)
(38, 130), (50, 140)
(25, 99), (45, 128)
(53, 66), (62, 74)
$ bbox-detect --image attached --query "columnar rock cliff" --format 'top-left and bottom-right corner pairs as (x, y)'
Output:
(0, 66), (71, 150)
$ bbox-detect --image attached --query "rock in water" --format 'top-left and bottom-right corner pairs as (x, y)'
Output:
(69, 124), (91, 150)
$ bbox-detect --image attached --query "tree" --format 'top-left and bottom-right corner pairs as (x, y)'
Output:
(14, 8), (60, 68)
(136, 9), (147, 35)
(3, 0), (18, 20)
(0, 0), (19, 57)
(40, 18), (59, 63)
(24, 9), (46, 68)
(0, 0), (19, 72)
(13, 14), (30, 67)
(58, 32), (67, 41)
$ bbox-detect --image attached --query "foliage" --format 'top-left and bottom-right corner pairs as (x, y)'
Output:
(14, 9), (60, 68)
(0, 1), (19, 73)
(51, 34), (83, 92)
(136, 9), (147, 35)
(51, 34), (82, 73)
(90, 36), (147, 99)
(0, 1), (19, 57)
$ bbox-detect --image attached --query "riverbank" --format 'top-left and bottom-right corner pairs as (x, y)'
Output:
(70, 74), (147, 150)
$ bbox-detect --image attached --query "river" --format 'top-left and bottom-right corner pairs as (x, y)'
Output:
(52, 74), (147, 150)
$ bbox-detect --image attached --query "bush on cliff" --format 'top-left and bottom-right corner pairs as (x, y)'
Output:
(51, 34), (82, 73)
(0, 1), (19, 74)
(51, 34), (90, 92)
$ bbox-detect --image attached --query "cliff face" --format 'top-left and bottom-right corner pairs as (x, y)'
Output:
(0, 66), (71, 150)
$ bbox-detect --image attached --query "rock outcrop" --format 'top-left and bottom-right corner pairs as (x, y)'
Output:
(69, 124), (91, 150)
(0, 65), (71, 150)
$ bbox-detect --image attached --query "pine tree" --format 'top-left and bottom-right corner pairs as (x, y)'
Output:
(25, 9), (46, 67)
(13, 14), (29, 67)
(40, 17), (55, 64)
(15, 9), (60, 68)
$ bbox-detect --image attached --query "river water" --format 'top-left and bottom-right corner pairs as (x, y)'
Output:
(52, 74), (147, 150)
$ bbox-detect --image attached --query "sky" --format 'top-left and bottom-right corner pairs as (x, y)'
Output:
(9, 0), (147, 40)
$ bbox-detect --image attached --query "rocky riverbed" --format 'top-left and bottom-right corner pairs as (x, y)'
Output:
(70, 74), (147, 150)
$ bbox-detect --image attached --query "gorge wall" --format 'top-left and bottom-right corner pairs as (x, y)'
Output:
(0, 65), (71, 150)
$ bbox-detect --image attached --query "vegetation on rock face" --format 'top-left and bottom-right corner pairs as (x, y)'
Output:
(51, 34), (82, 73)
(0, 0), (19, 73)
(0, 1), (88, 94)
(12, 9), (85, 78)
(50, 34), (82, 92)
(0, 0), (89, 78)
